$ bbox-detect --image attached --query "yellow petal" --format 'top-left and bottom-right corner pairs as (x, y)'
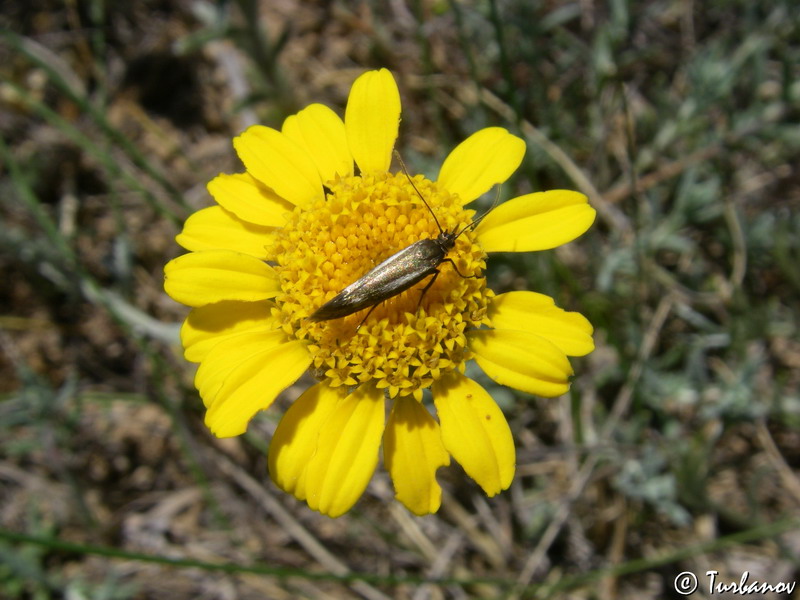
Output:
(201, 335), (311, 437)
(468, 329), (573, 397)
(282, 104), (353, 182)
(194, 329), (285, 407)
(489, 291), (594, 357)
(432, 372), (515, 496)
(384, 396), (450, 515)
(304, 384), (385, 517)
(437, 128), (526, 204)
(269, 382), (345, 502)
(164, 250), (280, 307)
(180, 300), (273, 363)
(176, 206), (275, 258)
(474, 190), (596, 252)
(207, 172), (292, 227)
(233, 125), (323, 207)
(345, 69), (400, 174)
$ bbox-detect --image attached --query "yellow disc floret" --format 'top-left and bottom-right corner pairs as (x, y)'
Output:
(271, 171), (492, 399)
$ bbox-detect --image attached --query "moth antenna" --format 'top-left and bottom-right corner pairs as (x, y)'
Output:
(394, 150), (444, 235)
(455, 185), (502, 238)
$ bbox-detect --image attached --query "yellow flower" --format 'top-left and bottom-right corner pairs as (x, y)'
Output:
(164, 69), (596, 517)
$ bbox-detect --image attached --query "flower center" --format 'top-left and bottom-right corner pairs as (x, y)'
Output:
(271, 171), (491, 399)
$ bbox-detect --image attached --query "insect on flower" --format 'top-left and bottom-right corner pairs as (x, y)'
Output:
(163, 68), (597, 518)
(309, 154), (493, 328)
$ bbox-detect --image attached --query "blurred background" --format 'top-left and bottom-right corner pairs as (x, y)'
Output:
(1, 1), (799, 598)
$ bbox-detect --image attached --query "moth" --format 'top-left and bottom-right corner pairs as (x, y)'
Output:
(309, 156), (493, 328)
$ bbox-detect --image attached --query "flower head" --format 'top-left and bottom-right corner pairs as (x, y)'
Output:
(164, 69), (596, 517)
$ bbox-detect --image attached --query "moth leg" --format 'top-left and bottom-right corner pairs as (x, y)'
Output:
(355, 303), (379, 332)
(416, 269), (440, 309)
(442, 258), (478, 279)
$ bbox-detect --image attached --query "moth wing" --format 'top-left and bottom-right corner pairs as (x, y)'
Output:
(309, 240), (444, 321)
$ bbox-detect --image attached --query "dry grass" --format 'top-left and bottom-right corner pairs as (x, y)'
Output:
(1, 1), (799, 598)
